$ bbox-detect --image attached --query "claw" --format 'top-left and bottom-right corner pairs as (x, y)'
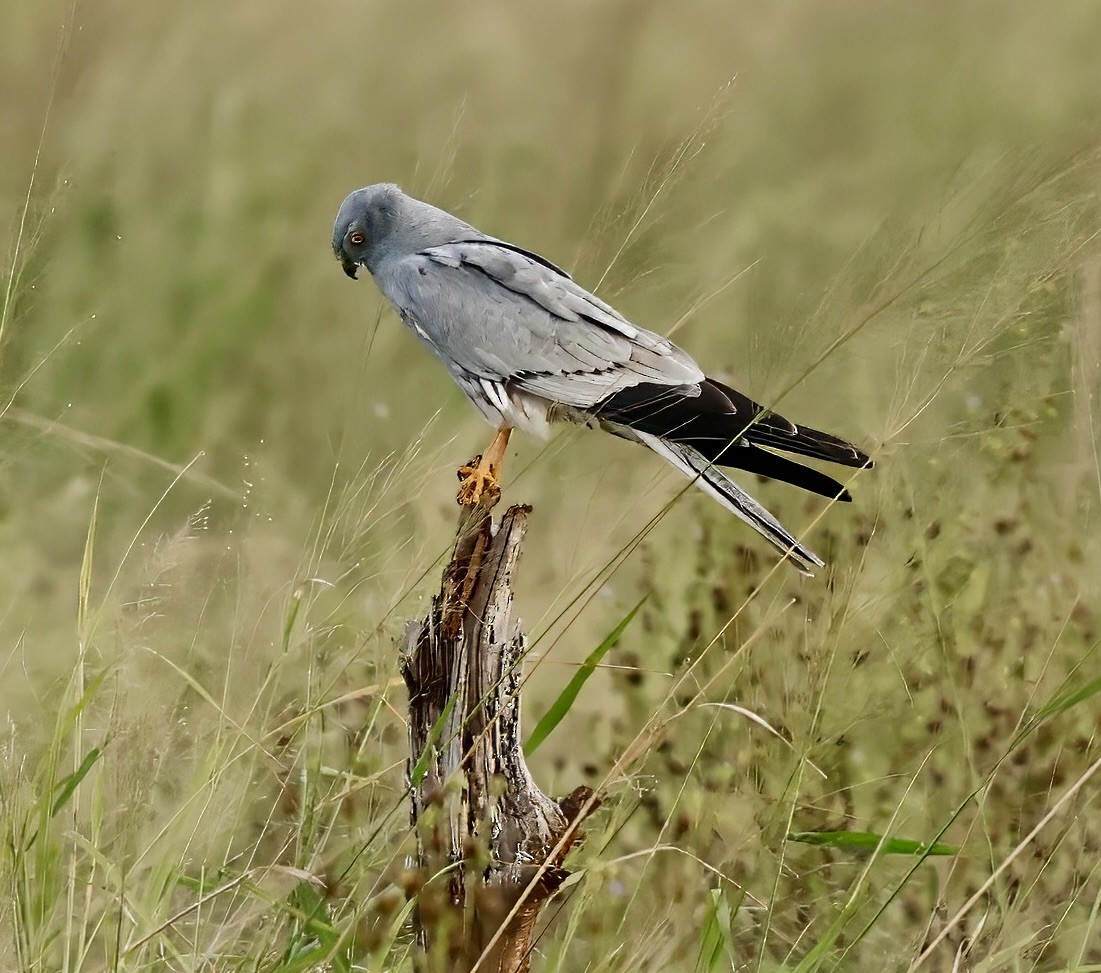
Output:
(456, 455), (501, 507)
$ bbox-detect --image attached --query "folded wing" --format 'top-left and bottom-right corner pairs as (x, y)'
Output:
(385, 240), (704, 406)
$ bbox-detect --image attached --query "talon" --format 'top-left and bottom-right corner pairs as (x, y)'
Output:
(455, 427), (511, 507)
(456, 457), (501, 507)
(457, 455), (483, 482)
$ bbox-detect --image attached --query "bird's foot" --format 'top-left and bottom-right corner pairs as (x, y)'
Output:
(456, 455), (501, 507)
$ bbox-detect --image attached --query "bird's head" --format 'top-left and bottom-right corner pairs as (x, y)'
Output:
(332, 183), (404, 279)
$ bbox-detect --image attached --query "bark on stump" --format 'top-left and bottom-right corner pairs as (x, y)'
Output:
(402, 499), (597, 973)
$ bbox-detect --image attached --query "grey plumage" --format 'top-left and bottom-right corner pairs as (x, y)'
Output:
(333, 183), (872, 573)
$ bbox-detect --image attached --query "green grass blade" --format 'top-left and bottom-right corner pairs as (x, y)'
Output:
(50, 745), (104, 818)
(787, 830), (960, 856)
(790, 900), (862, 973)
(25, 667), (112, 849)
(696, 888), (735, 972)
(77, 488), (100, 640)
(525, 596), (646, 756)
(1008, 643), (1101, 750)
(409, 689), (459, 786)
(282, 583), (304, 654)
(1032, 673), (1101, 723)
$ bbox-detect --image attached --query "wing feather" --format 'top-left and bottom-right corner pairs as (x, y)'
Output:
(381, 240), (703, 409)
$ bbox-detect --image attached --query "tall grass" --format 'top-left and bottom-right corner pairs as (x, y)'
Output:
(2, 1), (1101, 969)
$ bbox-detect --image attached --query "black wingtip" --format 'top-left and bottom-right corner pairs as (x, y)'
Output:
(848, 448), (874, 470)
(595, 378), (874, 499)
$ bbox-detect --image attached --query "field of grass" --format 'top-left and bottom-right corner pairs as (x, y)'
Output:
(3, 1), (1101, 970)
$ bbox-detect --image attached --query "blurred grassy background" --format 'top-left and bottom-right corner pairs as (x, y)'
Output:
(2, 1), (1101, 969)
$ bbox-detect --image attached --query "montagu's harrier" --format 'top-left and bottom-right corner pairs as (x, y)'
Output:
(333, 184), (871, 573)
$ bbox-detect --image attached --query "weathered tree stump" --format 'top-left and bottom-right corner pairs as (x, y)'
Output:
(401, 497), (597, 973)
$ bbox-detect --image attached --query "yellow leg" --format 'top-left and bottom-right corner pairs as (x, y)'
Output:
(456, 426), (512, 506)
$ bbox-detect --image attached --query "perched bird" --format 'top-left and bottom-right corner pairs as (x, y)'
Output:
(333, 184), (871, 573)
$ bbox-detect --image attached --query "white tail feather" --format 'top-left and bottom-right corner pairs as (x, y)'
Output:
(634, 431), (824, 575)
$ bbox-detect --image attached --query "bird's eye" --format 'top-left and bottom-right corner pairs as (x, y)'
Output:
(349, 231), (365, 246)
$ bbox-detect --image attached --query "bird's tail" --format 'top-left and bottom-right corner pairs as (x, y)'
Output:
(633, 430), (824, 575)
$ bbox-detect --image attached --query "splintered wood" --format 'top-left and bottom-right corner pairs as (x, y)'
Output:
(401, 501), (597, 973)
